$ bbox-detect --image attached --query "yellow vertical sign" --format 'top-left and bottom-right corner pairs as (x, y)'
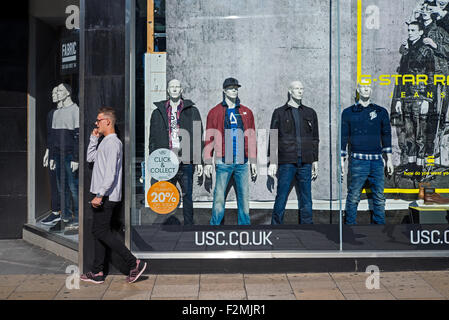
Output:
(357, 0), (362, 84)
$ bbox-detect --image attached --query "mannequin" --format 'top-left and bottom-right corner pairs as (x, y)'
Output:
(341, 80), (393, 225)
(204, 78), (257, 225)
(268, 81), (319, 224)
(45, 83), (80, 232)
(41, 87), (62, 226)
(268, 81), (318, 180)
(148, 79), (204, 225)
(204, 85), (257, 179)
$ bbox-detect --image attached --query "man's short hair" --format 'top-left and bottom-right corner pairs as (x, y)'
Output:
(60, 83), (72, 95)
(98, 107), (117, 123)
(408, 19), (424, 31)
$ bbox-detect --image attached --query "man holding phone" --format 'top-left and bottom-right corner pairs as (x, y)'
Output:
(80, 107), (147, 284)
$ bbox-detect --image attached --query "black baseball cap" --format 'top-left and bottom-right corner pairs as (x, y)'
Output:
(223, 77), (241, 89)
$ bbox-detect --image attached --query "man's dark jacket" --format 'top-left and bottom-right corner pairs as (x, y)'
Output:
(268, 103), (319, 164)
(149, 99), (204, 164)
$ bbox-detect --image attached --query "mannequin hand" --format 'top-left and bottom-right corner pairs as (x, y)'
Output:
(268, 164), (277, 179)
(43, 149), (49, 167)
(50, 159), (56, 171)
(312, 162), (318, 181)
(196, 164), (203, 177)
(204, 165), (213, 178)
(71, 161), (79, 172)
(250, 164), (258, 178)
(395, 101), (402, 115)
(386, 159), (394, 176)
(423, 38), (438, 49)
(341, 157), (346, 177)
(421, 101), (429, 115)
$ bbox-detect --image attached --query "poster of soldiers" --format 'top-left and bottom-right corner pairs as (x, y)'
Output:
(361, 0), (449, 196)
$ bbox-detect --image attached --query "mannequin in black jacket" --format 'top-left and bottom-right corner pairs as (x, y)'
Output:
(148, 79), (204, 225)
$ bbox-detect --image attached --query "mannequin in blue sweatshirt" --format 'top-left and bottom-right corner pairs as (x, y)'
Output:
(341, 81), (393, 225)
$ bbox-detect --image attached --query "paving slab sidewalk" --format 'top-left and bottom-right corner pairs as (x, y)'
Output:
(1, 240), (449, 300)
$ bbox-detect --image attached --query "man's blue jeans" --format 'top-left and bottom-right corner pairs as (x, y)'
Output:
(54, 153), (79, 223)
(271, 157), (313, 224)
(210, 162), (250, 225)
(345, 158), (385, 225)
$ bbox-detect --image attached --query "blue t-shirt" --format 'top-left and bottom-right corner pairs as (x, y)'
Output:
(224, 107), (244, 162)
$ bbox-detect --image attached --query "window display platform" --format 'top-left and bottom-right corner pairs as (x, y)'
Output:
(22, 224), (78, 263)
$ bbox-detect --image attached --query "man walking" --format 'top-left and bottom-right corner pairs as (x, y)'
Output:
(81, 107), (147, 284)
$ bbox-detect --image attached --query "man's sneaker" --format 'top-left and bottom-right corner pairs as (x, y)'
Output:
(127, 259), (147, 283)
(64, 223), (79, 236)
(41, 212), (61, 225)
(80, 272), (105, 284)
(49, 220), (64, 233)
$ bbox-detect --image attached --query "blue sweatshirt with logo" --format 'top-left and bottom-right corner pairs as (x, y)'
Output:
(341, 103), (392, 158)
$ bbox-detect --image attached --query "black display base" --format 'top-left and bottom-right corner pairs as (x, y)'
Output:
(137, 257), (449, 274)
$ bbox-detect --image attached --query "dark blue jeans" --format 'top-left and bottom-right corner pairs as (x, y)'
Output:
(54, 153), (79, 222)
(272, 157), (313, 225)
(345, 158), (385, 225)
(169, 164), (194, 225)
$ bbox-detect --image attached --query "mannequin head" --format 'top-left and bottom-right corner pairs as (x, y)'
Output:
(57, 83), (72, 102)
(222, 78), (241, 101)
(223, 85), (239, 100)
(356, 79), (372, 101)
(51, 87), (59, 103)
(288, 81), (304, 101)
(95, 107), (116, 136)
(167, 79), (183, 100)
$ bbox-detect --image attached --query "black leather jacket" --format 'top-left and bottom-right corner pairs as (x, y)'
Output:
(268, 103), (319, 164)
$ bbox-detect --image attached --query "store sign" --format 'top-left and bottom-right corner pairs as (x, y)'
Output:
(147, 181), (180, 215)
(61, 37), (79, 75)
(148, 148), (179, 181)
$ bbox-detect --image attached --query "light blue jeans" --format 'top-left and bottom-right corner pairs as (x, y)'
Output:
(210, 162), (250, 225)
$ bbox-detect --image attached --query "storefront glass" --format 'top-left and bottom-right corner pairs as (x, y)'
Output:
(130, 0), (341, 255)
(29, 0), (80, 242)
(339, 0), (449, 251)
(129, 0), (449, 256)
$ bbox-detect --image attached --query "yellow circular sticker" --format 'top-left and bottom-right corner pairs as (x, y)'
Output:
(147, 181), (180, 214)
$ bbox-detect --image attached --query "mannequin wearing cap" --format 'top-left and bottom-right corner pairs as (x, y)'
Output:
(204, 78), (258, 225)
(204, 79), (257, 179)
(268, 80), (320, 225)
(340, 80), (393, 225)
